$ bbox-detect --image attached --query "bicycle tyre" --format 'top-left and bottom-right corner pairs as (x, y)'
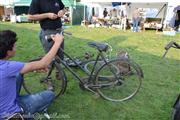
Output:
(172, 94), (180, 120)
(84, 60), (120, 77)
(23, 60), (67, 99)
(172, 108), (180, 120)
(95, 58), (143, 102)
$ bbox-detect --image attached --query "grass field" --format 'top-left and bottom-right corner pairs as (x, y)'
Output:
(0, 22), (180, 120)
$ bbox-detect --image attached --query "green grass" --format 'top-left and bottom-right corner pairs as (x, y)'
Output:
(0, 22), (180, 120)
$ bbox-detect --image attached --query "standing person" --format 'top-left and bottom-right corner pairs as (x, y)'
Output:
(28, 0), (65, 59)
(0, 30), (64, 119)
(174, 10), (180, 31)
(132, 8), (140, 32)
(103, 8), (108, 18)
(28, 0), (65, 85)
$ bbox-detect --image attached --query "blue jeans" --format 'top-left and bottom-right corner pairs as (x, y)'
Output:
(133, 18), (139, 32)
(16, 74), (55, 114)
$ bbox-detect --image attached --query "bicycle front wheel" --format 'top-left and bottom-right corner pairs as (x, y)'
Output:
(23, 61), (67, 99)
(95, 58), (143, 102)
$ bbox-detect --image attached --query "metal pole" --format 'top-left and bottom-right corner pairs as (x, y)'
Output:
(84, 3), (85, 21)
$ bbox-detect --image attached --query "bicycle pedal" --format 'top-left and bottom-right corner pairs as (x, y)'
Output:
(40, 78), (46, 83)
(93, 93), (100, 99)
(40, 77), (51, 83)
(43, 79), (54, 91)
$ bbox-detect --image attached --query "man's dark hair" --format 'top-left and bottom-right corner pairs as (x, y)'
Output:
(0, 30), (17, 59)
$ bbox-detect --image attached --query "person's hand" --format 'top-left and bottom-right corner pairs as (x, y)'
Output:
(47, 13), (58, 20)
(57, 10), (65, 18)
(34, 68), (49, 73)
(51, 34), (64, 44)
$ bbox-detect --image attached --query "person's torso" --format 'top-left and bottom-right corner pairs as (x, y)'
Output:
(103, 10), (108, 16)
(133, 10), (139, 18)
(38, 0), (64, 30)
(0, 61), (24, 117)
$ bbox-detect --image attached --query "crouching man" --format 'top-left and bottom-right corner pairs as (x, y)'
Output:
(0, 30), (63, 119)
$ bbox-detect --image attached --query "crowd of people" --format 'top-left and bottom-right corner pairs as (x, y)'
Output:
(89, 3), (143, 32)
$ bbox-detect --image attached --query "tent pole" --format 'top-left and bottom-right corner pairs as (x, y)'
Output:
(162, 4), (168, 30)
(84, 3), (85, 21)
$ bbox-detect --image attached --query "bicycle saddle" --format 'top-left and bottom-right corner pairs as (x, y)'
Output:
(88, 42), (109, 52)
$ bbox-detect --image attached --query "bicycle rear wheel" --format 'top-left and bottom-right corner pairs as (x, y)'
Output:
(84, 60), (119, 77)
(95, 58), (143, 102)
(23, 61), (67, 99)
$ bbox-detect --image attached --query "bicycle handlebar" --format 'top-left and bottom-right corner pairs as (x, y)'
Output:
(173, 42), (180, 49)
(164, 41), (176, 50)
(45, 31), (72, 42)
(162, 40), (180, 58)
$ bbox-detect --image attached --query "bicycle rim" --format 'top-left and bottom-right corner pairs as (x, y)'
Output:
(172, 108), (180, 120)
(95, 58), (143, 102)
(23, 62), (67, 99)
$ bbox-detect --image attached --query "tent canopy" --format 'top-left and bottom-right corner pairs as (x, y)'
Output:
(13, 0), (75, 7)
(14, 0), (31, 6)
(63, 0), (74, 7)
(81, 0), (178, 3)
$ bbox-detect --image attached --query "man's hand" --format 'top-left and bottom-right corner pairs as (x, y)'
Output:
(33, 68), (49, 73)
(47, 13), (58, 20)
(57, 10), (65, 18)
(51, 34), (64, 44)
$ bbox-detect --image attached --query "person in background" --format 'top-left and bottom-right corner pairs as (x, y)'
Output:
(111, 8), (118, 19)
(132, 8), (140, 32)
(0, 30), (63, 119)
(103, 8), (108, 18)
(174, 10), (180, 31)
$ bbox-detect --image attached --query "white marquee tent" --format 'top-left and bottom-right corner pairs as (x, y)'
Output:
(81, 0), (180, 27)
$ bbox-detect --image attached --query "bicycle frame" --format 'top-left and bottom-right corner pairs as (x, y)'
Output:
(56, 47), (110, 86)
(44, 31), (123, 93)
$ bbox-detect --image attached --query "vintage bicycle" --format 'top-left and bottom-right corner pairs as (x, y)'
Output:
(23, 31), (144, 102)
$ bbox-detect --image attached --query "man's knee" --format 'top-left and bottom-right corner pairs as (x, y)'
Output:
(40, 90), (55, 102)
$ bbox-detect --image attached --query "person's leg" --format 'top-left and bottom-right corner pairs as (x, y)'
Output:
(135, 19), (139, 32)
(132, 18), (136, 32)
(17, 90), (55, 114)
(39, 29), (53, 53)
(122, 18), (126, 30)
(40, 29), (64, 60)
(16, 73), (24, 97)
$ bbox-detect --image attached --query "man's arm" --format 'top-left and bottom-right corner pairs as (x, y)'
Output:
(28, 0), (58, 21)
(20, 34), (63, 74)
(28, 13), (58, 21)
